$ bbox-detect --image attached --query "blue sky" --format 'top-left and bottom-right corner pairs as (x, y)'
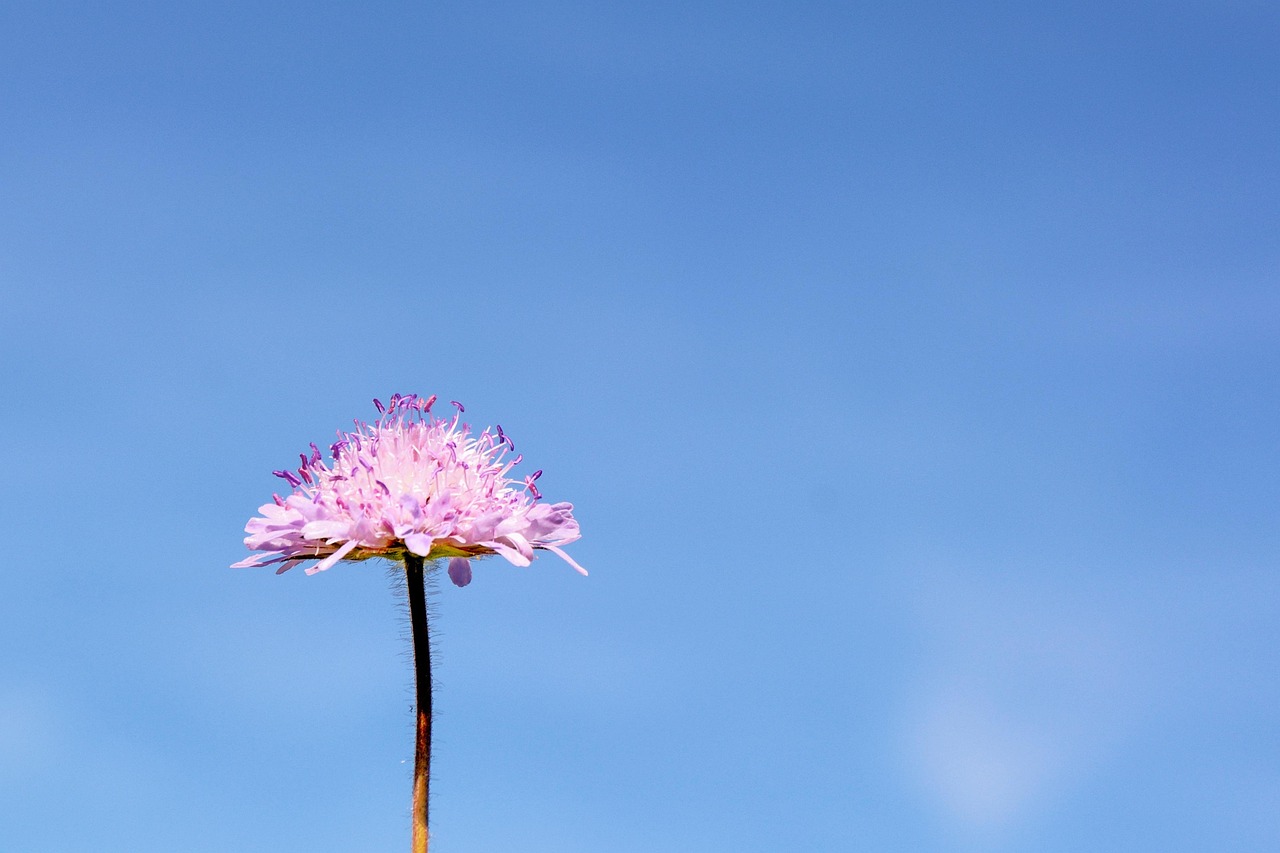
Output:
(2, 1), (1278, 851)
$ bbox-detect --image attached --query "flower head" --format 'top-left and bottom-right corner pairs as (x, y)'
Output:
(232, 394), (585, 586)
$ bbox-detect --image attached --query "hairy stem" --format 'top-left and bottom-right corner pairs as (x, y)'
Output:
(405, 553), (432, 853)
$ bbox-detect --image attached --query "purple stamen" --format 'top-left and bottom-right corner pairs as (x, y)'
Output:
(273, 470), (303, 488)
(451, 400), (465, 412)
(373, 398), (385, 414)
(422, 395), (437, 412)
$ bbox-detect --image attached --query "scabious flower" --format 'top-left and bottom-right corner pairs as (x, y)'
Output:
(232, 393), (585, 586)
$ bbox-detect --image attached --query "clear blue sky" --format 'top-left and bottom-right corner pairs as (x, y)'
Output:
(2, 1), (1278, 851)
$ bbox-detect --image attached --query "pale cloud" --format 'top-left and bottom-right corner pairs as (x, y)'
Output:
(897, 567), (1153, 837)
(0, 685), (60, 786)
(907, 684), (1067, 829)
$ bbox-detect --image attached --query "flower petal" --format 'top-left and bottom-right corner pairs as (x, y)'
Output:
(305, 539), (359, 575)
(447, 557), (473, 587)
(404, 533), (434, 556)
(484, 540), (532, 567)
(231, 552), (296, 569)
(302, 520), (350, 541)
(541, 543), (588, 576)
(523, 501), (579, 542)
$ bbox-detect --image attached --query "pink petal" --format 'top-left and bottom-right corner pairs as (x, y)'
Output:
(447, 557), (472, 587)
(302, 520), (350, 541)
(404, 533), (434, 556)
(485, 540), (532, 567)
(541, 543), (588, 576)
(305, 540), (359, 575)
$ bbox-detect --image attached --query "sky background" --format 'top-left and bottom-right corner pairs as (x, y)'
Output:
(2, 1), (1278, 851)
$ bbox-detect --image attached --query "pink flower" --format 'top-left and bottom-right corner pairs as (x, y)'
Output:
(232, 394), (585, 586)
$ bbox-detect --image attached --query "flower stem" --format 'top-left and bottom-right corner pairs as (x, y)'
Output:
(405, 553), (432, 853)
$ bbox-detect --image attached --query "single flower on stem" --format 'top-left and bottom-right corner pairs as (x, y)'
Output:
(233, 393), (585, 853)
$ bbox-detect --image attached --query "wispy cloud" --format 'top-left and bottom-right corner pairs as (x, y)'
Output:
(0, 684), (61, 787)
(896, 566), (1154, 837)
